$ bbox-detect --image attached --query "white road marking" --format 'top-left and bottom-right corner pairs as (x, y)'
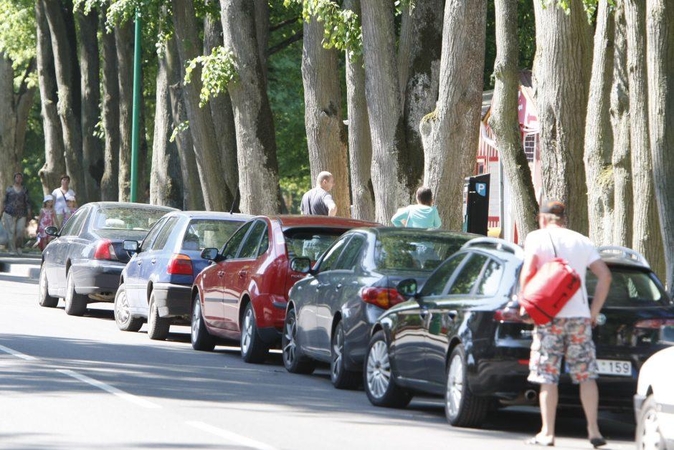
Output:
(186, 420), (279, 450)
(57, 369), (161, 409)
(0, 344), (38, 361)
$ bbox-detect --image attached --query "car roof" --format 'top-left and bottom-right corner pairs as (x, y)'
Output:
(367, 227), (478, 239)
(164, 210), (254, 221)
(263, 215), (380, 229)
(86, 201), (178, 211)
(597, 246), (651, 270)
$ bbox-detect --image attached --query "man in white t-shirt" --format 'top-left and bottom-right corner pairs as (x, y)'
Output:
(520, 200), (612, 448)
(51, 175), (75, 228)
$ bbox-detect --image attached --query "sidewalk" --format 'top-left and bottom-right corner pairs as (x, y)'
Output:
(0, 249), (42, 279)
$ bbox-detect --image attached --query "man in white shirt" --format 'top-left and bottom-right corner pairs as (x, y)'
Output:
(51, 175), (75, 228)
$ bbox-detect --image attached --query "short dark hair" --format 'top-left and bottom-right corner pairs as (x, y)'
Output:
(60, 174), (70, 181)
(416, 186), (433, 206)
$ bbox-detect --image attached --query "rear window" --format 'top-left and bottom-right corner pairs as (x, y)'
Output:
(586, 267), (670, 307)
(285, 228), (347, 261)
(375, 233), (472, 271)
(183, 219), (245, 251)
(94, 207), (170, 231)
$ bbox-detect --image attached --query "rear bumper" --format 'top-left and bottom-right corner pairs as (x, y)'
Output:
(72, 261), (124, 300)
(153, 282), (192, 318)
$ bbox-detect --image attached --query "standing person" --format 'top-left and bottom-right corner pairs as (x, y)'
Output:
(63, 193), (78, 223)
(0, 172), (32, 255)
(520, 200), (612, 448)
(51, 175), (75, 228)
(37, 194), (56, 251)
(391, 186), (441, 229)
(300, 171), (337, 216)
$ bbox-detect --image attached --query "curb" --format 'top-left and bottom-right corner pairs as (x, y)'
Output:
(0, 254), (42, 280)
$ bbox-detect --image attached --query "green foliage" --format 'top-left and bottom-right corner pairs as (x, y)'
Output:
(0, 0), (36, 80)
(184, 46), (237, 107)
(541, 0), (603, 22)
(169, 120), (189, 143)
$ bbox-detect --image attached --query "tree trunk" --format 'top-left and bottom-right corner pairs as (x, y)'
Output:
(532, 0), (592, 233)
(166, 33), (204, 211)
(204, 12), (238, 209)
(36, 0), (66, 193)
(43, 0), (84, 196)
(584, 0), (615, 245)
(419, 0), (487, 230)
(220, 0), (281, 215)
(253, 0), (269, 83)
(625, 0), (664, 279)
(360, 1), (409, 224)
(610, 3), (632, 247)
(100, 9), (120, 201)
(488, 0), (538, 240)
(115, 19), (133, 201)
(172, 0), (227, 211)
(302, 15), (349, 217)
(399, 0), (445, 194)
(646, 0), (674, 292)
(344, 0), (375, 222)
(76, 7), (102, 202)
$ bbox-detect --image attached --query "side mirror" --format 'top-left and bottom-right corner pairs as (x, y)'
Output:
(45, 226), (59, 237)
(201, 247), (219, 261)
(290, 257), (312, 274)
(396, 278), (418, 299)
(123, 240), (139, 253)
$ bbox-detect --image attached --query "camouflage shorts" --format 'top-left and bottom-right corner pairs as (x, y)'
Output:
(527, 317), (598, 384)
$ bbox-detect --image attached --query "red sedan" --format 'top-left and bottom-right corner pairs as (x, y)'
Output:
(191, 215), (378, 363)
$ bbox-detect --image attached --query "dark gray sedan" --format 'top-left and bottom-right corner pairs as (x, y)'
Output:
(282, 227), (474, 389)
(38, 202), (176, 316)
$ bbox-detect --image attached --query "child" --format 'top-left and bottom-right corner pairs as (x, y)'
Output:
(391, 186), (442, 229)
(64, 193), (78, 222)
(37, 194), (56, 251)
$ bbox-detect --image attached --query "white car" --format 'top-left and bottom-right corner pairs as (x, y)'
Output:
(634, 346), (674, 449)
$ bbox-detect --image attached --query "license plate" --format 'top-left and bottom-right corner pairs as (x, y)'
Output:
(596, 359), (632, 377)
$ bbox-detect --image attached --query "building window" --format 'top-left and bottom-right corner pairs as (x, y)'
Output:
(523, 133), (537, 163)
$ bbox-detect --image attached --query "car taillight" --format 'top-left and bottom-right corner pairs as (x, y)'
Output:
(634, 319), (674, 329)
(93, 240), (118, 260)
(167, 254), (193, 275)
(360, 287), (405, 309)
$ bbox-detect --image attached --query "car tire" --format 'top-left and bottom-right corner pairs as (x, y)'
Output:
(147, 293), (170, 341)
(191, 293), (215, 351)
(635, 395), (666, 449)
(64, 270), (87, 316)
(445, 344), (489, 428)
(282, 308), (316, 374)
(364, 330), (411, 408)
(38, 265), (59, 308)
(240, 302), (268, 364)
(331, 321), (360, 389)
(114, 284), (143, 332)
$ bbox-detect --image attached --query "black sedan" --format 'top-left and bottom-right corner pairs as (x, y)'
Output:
(364, 238), (674, 428)
(282, 227), (474, 389)
(38, 202), (176, 316)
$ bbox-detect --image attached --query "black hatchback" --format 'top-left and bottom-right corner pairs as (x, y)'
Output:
(364, 238), (674, 428)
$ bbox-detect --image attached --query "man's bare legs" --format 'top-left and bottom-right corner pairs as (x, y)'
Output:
(580, 380), (603, 440)
(536, 383), (558, 443)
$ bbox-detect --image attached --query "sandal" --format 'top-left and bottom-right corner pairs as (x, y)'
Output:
(525, 436), (555, 447)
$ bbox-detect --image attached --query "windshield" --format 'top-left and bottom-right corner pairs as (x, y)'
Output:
(285, 228), (346, 261)
(94, 206), (170, 232)
(375, 233), (472, 271)
(586, 267), (670, 307)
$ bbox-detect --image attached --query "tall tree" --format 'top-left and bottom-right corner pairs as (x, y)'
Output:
(420, 0), (487, 230)
(221, 0), (281, 215)
(646, 0), (674, 292)
(532, 0), (592, 233)
(99, 7), (120, 201)
(115, 18), (133, 201)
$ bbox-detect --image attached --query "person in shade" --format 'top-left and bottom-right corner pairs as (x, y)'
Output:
(1, 172), (32, 255)
(520, 200), (612, 448)
(51, 174), (75, 228)
(391, 186), (441, 229)
(300, 171), (337, 216)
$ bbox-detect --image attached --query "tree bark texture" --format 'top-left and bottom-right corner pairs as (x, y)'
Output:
(610, 3), (632, 247)
(533, 0), (593, 233)
(115, 19), (133, 202)
(302, 16), (350, 217)
(625, 0), (664, 279)
(420, 0), (487, 230)
(399, 0), (445, 195)
(360, 1), (410, 224)
(76, 7), (102, 202)
(646, 0), (674, 292)
(253, 0), (269, 84)
(344, 0), (375, 222)
(584, 0), (615, 245)
(99, 11), (120, 201)
(43, 0), (84, 196)
(36, 0), (66, 194)
(488, 0), (538, 240)
(172, 0), (228, 211)
(221, 0), (281, 215)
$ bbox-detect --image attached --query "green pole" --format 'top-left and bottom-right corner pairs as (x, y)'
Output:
(130, 8), (142, 202)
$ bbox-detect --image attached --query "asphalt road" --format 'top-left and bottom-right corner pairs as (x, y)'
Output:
(0, 268), (636, 450)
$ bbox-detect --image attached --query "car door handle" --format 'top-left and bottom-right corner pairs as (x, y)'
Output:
(136, 260), (141, 265)
(335, 283), (342, 291)
(239, 271), (247, 278)
(151, 258), (156, 264)
(217, 270), (225, 277)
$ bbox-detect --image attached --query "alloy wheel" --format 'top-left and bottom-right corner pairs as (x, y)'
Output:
(366, 340), (391, 399)
(331, 325), (346, 380)
(241, 306), (254, 355)
(283, 313), (298, 366)
(446, 353), (464, 418)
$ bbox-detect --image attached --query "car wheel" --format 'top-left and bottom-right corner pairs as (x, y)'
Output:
(38, 265), (58, 308)
(331, 321), (360, 389)
(636, 395), (666, 449)
(114, 284), (143, 332)
(282, 308), (316, 374)
(240, 302), (268, 364)
(64, 270), (87, 316)
(191, 293), (215, 351)
(364, 330), (411, 408)
(445, 344), (489, 428)
(147, 293), (170, 341)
